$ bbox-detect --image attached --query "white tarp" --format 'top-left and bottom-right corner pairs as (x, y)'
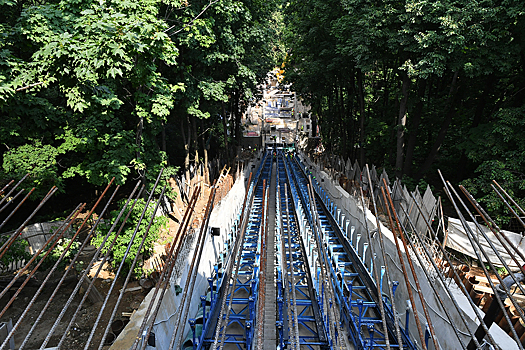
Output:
(447, 217), (525, 271)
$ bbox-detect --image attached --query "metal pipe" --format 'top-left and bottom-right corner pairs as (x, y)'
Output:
(380, 185), (428, 350)
(407, 187), (498, 348)
(132, 186), (201, 350)
(96, 171), (165, 350)
(365, 165), (404, 347)
(0, 174), (29, 209)
(492, 180), (525, 223)
(0, 188), (25, 214)
(17, 178), (116, 350)
(358, 185), (391, 350)
(0, 179), (14, 197)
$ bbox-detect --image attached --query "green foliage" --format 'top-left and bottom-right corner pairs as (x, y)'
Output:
(91, 198), (168, 278)
(0, 235), (31, 271)
(35, 237), (81, 271)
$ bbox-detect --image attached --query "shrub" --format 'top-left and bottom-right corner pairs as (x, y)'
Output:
(91, 198), (168, 278)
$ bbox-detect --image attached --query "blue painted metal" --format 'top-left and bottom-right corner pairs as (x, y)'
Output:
(287, 155), (418, 350)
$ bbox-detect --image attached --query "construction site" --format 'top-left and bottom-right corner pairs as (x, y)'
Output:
(2, 81), (525, 350)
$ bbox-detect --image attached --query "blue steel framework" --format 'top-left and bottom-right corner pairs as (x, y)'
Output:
(186, 147), (424, 350)
(276, 150), (329, 349)
(288, 154), (421, 350)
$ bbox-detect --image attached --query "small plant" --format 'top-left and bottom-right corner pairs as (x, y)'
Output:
(36, 237), (81, 271)
(91, 198), (168, 279)
(0, 235), (31, 271)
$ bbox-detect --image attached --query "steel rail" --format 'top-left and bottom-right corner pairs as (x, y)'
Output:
(17, 178), (116, 350)
(440, 174), (525, 350)
(57, 182), (143, 347)
(0, 186), (57, 259)
(383, 180), (440, 350)
(38, 183), (122, 349)
(0, 203), (84, 315)
(129, 186), (201, 350)
(284, 183), (301, 348)
(365, 164), (404, 347)
(209, 169), (258, 350)
(0, 174), (28, 210)
(170, 184), (218, 350)
(97, 172), (165, 350)
(358, 185), (391, 350)
(407, 188), (498, 348)
(380, 185), (428, 350)
(0, 188), (24, 214)
(255, 178), (269, 350)
(398, 203), (475, 350)
(0, 203), (82, 301)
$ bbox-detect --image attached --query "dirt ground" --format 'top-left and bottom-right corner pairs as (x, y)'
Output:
(0, 175), (235, 349)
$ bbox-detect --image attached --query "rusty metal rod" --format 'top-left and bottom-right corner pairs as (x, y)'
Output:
(0, 186), (56, 260)
(383, 180), (440, 350)
(172, 184), (217, 349)
(380, 184), (428, 350)
(82, 184), (146, 349)
(365, 165), (404, 347)
(210, 172), (254, 350)
(133, 186), (202, 350)
(0, 174), (29, 210)
(0, 203), (84, 312)
(358, 185), (391, 350)
(17, 178), (116, 350)
(440, 174), (524, 350)
(493, 180), (525, 223)
(38, 183), (122, 349)
(398, 203), (472, 350)
(96, 172), (165, 350)
(0, 188), (25, 214)
(0, 188), (35, 237)
(407, 188), (498, 348)
(57, 182), (143, 348)
(0, 179), (15, 196)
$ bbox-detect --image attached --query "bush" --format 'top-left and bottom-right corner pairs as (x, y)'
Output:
(0, 235), (31, 271)
(91, 198), (168, 278)
(36, 237), (81, 271)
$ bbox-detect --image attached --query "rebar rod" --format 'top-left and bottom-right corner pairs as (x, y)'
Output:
(173, 185), (217, 349)
(210, 172), (254, 350)
(407, 188), (498, 348)
(492, 183), (525, 230)
(0, 188), (24, 214)
(440, 174), (524, 350)
(383, 180), (440, 350)
(493, 180), (525, 223)
(17, 178), (116, 350)
(133, 186), (201, 350)
(96, 171), (165, 350)
(399, 204), (472, 350)
(0, 174), (28, 210)
(0, 203), (81, 301)
(450, 183), (525, 323)
(358, 185), (391, 350)
(365, 165), (404, 347)
(0, 186), (56, 259)
(0, 203), (84, 314)
(380, 185), (428, 350)
(38, 183), (122, 349)
(57, 182), (143, 348)
(0, 179), (14, 196)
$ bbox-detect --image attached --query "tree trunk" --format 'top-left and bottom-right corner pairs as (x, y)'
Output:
(416, 71), (459, 178)
(357, 69), (366, 165)
(201, 119), (210, 184)
(395, 73), (410, 178)
(403, 79), (427, 176)
(222, 102), (230, 165)
(181, 116), (191, 185)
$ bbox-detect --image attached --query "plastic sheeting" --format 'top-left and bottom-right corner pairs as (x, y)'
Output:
(447, 217), (525, 271)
